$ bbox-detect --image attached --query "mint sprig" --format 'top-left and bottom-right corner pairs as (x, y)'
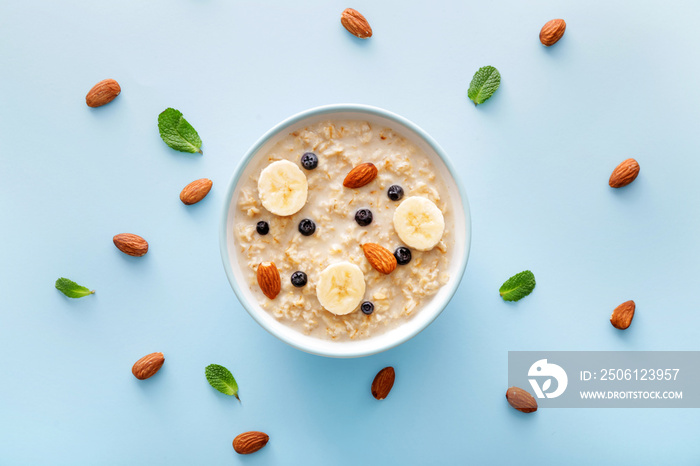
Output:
(158, 108), (203, 154)
(499, 270), (535, 302)
(55, 278), (94, 298)
(468, 66), (501, 106)
(205, 364), (240, 401)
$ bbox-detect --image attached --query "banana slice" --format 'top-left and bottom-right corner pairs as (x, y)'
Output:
(316, 262), (366, 315)
(257, 160), (308, 216)
(393, 196), (445, 251)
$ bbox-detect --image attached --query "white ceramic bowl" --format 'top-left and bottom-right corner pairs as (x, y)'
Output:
(220, 104), (471, 358)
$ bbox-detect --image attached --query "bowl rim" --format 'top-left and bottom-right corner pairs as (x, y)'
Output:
(219, 103), (472, 358)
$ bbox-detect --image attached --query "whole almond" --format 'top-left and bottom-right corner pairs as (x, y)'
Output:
(371, 366), (395, 400)
(233, 431), (269, 455)
(609, 158), (640, 188)
(506, 386), (538, 413)
(343, 163), (378, 188)
(610, 300), (635, 330)
(180, 178), (213, 205)
(257, 262), (281, 299)
(341, 8), (372, 39)
(362, 243), (397, 274)
(85, 79), (121, 107)
(113, 233), (149, 257)
(539, 19), (566, 46)
(132, 352), (164, 380)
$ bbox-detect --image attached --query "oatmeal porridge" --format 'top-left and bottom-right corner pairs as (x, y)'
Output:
(234, 119), (453, 340)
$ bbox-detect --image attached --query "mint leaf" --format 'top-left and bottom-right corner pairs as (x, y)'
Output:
(468, 66), (501, 105)
(499, 270), (535, 302)
(55, 278), (94, 298)
(158, 108), (203, 154)
(205, 364), (240, 401)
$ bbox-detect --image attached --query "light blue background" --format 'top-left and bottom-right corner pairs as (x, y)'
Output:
(1, 1), (699, 464)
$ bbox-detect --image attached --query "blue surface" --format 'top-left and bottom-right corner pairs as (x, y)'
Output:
(1, 1), (699, 464)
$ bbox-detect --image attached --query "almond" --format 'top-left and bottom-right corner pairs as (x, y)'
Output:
(371, 366), (395, 400)
(610, 300), (635, 330)
(132, 352), (164, 380)
(609, 158), (640, 188)
(341, 8), (372, 39)
(343, 163), (378, 188)
(539, 19), (566, 46)
(233, 431), (269, 455)
(362, 243), (397, 274)
(85, 79), (121, 107)
(257, 262), (281, 299)
(506, 386), (538, 413)
(113, 233), (149, 257)
(180, 178), (213, 205)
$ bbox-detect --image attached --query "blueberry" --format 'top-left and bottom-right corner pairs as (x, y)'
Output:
(354, 209), (373, 227)
(387, 185), (404, 201)
(300, 152), (318, 170)
(298, 218), (316, 236)
(256, 221), (269, 235)
(291, 271), (308, 287)
(361, 301), (374, 315)
(394, 247), (412, 265)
